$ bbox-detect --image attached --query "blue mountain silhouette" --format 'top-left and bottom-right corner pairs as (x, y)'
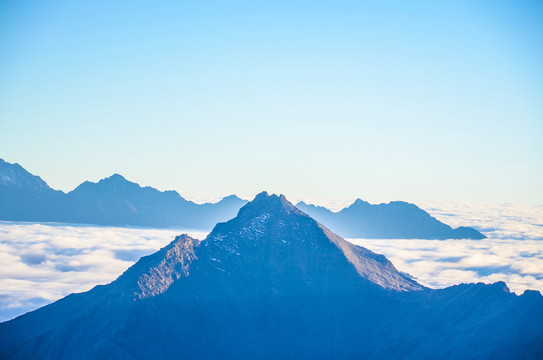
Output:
(297, 199), (486, 239)
(0, 159), (246, 229)
(0, 192), (539, 359)
(1, 158), (484, 239)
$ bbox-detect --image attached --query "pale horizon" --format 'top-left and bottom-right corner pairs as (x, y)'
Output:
(5, 156), (543, 210)
(1, 0), (542, 205)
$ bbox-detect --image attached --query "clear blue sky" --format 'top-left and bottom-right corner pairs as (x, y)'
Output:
(1, 0), (542, 204)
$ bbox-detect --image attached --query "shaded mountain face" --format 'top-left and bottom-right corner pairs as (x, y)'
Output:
(66, 174), (193, 227)
(0, 193), (541, 360)
(1, 159), (484, 238)
(66, 174), (247, 228)
(297, 199), (486, 239)
(0, 159), (65, 221)
(0, 159), (247, 229)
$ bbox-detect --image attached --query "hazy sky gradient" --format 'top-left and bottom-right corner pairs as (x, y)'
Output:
(1, 0), (542, 204)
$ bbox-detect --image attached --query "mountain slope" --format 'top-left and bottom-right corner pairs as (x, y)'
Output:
(0, 192), (540, 359)
(0, 159), (65, 221)
(297, 199), (486, 239)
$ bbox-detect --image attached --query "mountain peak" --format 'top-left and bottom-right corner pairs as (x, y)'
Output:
(201, 192), (423, 292)
(106, 173), (127, 181)
(71, 173), (137, 194)
(115, 234), (201, 299)
(0, 158), (53, 192)
(218, 194), (244, 203)
(352, 198), (370, 207)
(236, 191), (304, 220)
(100, 173), (130, 184)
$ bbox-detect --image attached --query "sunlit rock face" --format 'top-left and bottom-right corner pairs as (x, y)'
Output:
(126, 234), (200, 300)
(0, 193), (541, 360)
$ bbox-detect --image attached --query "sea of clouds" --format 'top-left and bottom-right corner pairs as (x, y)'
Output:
(421, 201), (543, 241)
(0, 202), (541, 322)
(0, 223), (206, 322)
(349, 238), (543, 293)
(349, 202), (543, 294)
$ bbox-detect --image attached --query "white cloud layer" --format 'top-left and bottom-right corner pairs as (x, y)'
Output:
(347, 203), (543, 294)
(0, 201), (541, 322)
(0, 222), (206, 322)
(348, 238), (543, 294)
(420, 201), (543, 240)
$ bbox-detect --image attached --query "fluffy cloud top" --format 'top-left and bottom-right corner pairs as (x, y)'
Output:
(420, 201), (543, 240)
(0, 222), (206, 322)
(348, 238), (543, 294)
(348, 203), (543, 293)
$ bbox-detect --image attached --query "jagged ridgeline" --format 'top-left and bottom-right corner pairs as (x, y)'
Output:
(0, 159), (247, 229)
(0, 159), (484, 239)
(0, 192), (541, 359)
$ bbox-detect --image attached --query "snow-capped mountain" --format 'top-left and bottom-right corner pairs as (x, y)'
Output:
(0, 192), (540, 359)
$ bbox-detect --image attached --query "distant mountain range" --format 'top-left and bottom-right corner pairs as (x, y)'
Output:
(297, 200), (486, 239)
(0, 192), (539, 359)
(0, 159), (247, 229)
(0, 158), (485, 239)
